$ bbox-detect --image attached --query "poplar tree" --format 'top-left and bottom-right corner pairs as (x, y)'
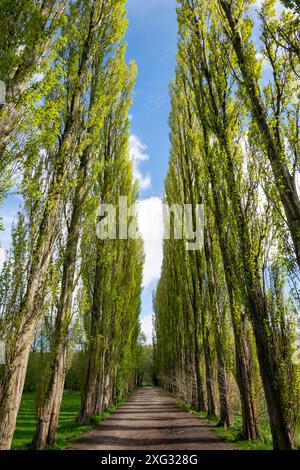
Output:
(155, 0), (299, 450)
(77, 57), (143, 424)
(0, 0), (129, 450)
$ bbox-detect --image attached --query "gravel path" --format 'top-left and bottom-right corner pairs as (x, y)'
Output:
(72, 387), (231, 450)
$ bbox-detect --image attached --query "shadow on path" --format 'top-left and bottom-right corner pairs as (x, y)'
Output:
(72, 387), (231, 450)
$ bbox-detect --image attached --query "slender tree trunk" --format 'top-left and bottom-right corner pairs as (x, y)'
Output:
(203, 325), (217, 417)
(33, 354), (66, 449)
(0, 198), (61, 449)
(0, 340), (31, 449)
(204, 226), (232, 427)
(234, 323), (260, 441)
(94, 368), (105, 416)
(77, 345), (103, 424)
(193, 329), (206, 413)
(193, 239), (217, 417)
(78, 255), (104, 424)
(47, 373), (65, 447)
(216, 354), (232, 428)
(32, 150), (88, 449)
(190, 265), (206, 413)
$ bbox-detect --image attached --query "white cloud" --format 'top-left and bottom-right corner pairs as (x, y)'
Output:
(130, 134), (152, 191)
(256, 52), (273, 74)
(137, 197), (163, 288)
(0, 213), (14, 256)
(0, 247), (5, 268)
(141, 313), (154, 345)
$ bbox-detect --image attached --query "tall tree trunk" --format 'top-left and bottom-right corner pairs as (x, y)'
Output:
(193, 329), (206, 413)
(202, 324), (217, 417)
(78, 249), (104, 424)
(204, 226), (232, 427)
(0, 340), (31, 449)
(33, 353), (66, 450)
(0, 199), (61, 449)
(32, 165), (86, 449)
(77, 343), (103, 424)
(216, 354), (232, 428)
(47, 372), (65, 447)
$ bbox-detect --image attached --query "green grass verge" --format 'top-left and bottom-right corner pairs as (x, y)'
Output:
(213, 416), (273, 450)
(178, 400), (300, 450)
(12, 390), (122, 450)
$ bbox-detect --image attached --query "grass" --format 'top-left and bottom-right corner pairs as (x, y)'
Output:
(213, 416), (273, 450)
(13, 391), (300, 450)
(213, 416), (300, 450)
(12, 390), (121, 450)
(178, 400), (300, 450)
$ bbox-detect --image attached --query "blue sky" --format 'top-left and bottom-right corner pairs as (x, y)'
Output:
(126, 0), (178, 342)
(126, 0), (177, 197)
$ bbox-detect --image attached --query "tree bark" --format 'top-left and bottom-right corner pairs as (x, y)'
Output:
(204, 226), (232, 427)
(77, 244), (104, 424)
(203, 326), (217, 417)
(193, 329), (207, 413)
(32, 160), (86, 449)
(0, 198), (61, 449)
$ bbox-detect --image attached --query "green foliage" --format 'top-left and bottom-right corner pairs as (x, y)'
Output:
(0, 0), (144, 450)
(280, 0), (300, 13)
(154, 0), (300, 450)
(137, 344), (155, 386)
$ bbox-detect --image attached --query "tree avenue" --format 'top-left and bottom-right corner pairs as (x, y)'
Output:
(154, 0), (300, 451)
(0, 0), (299, 453)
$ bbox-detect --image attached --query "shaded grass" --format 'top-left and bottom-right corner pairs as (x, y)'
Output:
(213, 416), (273, 450)
(178, 400), (300, 450)
(12, 390), (121, 450)
(213, 416), (300, 450)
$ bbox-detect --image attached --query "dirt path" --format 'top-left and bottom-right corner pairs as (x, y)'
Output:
(72, 387), (231, 450)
